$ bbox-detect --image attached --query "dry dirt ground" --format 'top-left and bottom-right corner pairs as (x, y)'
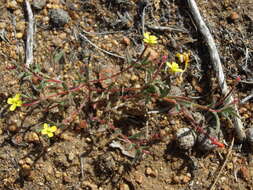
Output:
(1, 0), (253, 190)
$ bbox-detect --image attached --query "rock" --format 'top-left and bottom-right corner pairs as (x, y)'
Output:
(119, 183), (130, 190)
(0, 22), (6, 29)
(246, 127), (253, 145)
(8, 124), (18, 133)
(145, 167), (157, 177)
(82, 181), (98, 190)
(67, 152), (75, 161)
(197, 127), (218, 151)
(32, 0), (46, 10)
(229, 12), (239, 22)
(24, 132), (40, 143)
(143, 47), (159, 62)
(134, 172), (143, 184)
(16, 32), (23, 39)
(175, 127), (197, 150)
(122, 36), (131, 46)
(16, 21), (26, 31)
(6, 1), (18, 10)
(49, 9), (70, 27)
(238, 166), (250, 181)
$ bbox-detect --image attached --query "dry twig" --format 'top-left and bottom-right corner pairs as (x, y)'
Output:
(79, 33), (125, 60)
(187, 0), (246, 141)
(25, 0), (34, 67)
(209, 138), (234, 190)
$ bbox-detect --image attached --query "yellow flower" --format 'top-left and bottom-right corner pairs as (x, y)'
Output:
(41, 123), (57, 138)
(176, 52), (191, 70)
(143, 32), (158, 45)
(7, 93), (23, 111)
(166, 62), (184, 73)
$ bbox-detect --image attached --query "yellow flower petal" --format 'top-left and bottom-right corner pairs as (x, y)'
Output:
(7, 98), (14, 104)
(10, 104), (16, 111)
(47, 132), (54, 138)
(41, 129), (48, 135)
(43, 123), (49, 129)
(50, 126), (57, 132)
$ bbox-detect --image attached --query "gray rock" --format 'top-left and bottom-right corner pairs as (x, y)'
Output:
(49, 9), (70, 27)
(32, 0), (46, 10)
(197, 127), (218, 151)
(246, 127), (253, 144)
(176, 127), (197, 150)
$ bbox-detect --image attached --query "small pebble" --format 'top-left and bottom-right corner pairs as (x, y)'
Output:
(24, 132), (40, 143)
(49, 9), (70, 27)
(119, 183), (130, 190)
(7, 1), (18, 10)
(134, 172), (143, 184)
(16, 32), (23, 39)
(122, 36), (131, 46)
(32, 0), (46, 10)
(175, 127), (197, 150)
(8, 124), (18, 133)
(238, 166), (250, 181)
(67, 152), (75, 161)
(16, 21), (26, 31)
(229, 12), (239, 22)
(0, 22), (6, 29)
(143, 47), (159, 62)
(145, 167), (157, 177)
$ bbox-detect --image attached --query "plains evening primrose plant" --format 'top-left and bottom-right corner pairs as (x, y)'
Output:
(176, 52), (191, 71)
(7, 94), (23, 111)
(41, 123), (58, 138)
(143, 32), (158, 45)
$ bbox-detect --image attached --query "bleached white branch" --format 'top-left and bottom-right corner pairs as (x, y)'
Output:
(25, 0), (34, 67)
(187, 0), (246, 141)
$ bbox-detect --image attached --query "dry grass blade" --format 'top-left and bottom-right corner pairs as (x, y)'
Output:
(187, 0), (246, 141)
(209, 138), (234, 190)
(25, 0), (34, 67)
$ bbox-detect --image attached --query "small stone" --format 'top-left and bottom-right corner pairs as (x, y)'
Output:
(143, 47), (159, 62)
(63, 175), (72, 183)
(172, 175), (180, 184)
(7, 1), (18, 10)
(238, 166), (250, 181)
(134, 172), (143, 184)
(16, 32), (23, 39)
(16, 22), (25, 32)
(32, 0), (46, 10)
(0, 22), (6, 29)
(119, 183), (130, 190)
(60, 132), (73, 141)
(175, 127), (197, 150)
(67, 152), (75, 161)
(0, 128), (3, 135)
(182, 174), (191, 183)
(24, 132), (40, 143)
(82, 181), (98, 190)
(197, 127), (218, 151)
(25, 157), (33, 165)
(246, 127), (253, 144)
(145, 167), (157, 177)
(49, 9), (70, 27)
(122, 36), (131, 46)
(8, 124), (18, 133)
(20, 164), (31, 178)
(229, 12), (239, 22)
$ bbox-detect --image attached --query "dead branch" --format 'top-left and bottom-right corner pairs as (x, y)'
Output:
(25, 0), (34, 67)
(187, 0), (246, 141)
